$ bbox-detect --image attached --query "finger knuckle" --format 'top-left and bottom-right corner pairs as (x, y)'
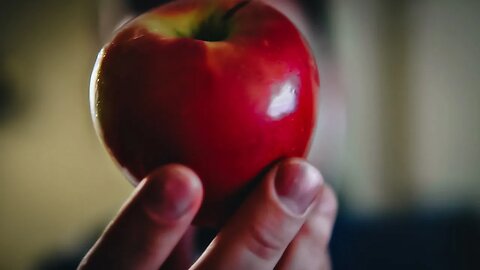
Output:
(245, 221), (286, 260)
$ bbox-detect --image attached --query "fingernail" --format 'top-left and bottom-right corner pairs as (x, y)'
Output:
(143, 167), (200, 222)
(274, 159), (323, 215)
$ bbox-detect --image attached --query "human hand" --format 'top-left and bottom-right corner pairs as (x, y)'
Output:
(78, 158), (337, 270)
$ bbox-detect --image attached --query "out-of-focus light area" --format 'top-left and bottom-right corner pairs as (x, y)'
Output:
(0, 0), (478, 269)
(0, 0), (131, 269)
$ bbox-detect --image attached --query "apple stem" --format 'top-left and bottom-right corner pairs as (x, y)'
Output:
(193, 0), (250, 42)
(222, 1), (251, 21)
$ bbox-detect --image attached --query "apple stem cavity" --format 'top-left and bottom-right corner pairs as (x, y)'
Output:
(193, 0), (250, 42)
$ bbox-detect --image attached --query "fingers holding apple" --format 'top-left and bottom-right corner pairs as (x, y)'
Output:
(79, 159), (336, 270)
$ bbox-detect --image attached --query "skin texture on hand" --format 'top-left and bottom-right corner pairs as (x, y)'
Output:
(78, 159), (337, 270)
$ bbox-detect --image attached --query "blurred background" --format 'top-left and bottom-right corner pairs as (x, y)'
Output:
(0, 0), (479, 269)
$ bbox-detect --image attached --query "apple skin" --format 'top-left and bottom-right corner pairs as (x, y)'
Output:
(91, 0), (319, 227)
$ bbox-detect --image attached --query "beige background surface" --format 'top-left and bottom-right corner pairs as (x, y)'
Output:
(0, 1), (131, 269)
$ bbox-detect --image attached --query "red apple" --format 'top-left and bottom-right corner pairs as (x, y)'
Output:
(90, 0), (319, 227)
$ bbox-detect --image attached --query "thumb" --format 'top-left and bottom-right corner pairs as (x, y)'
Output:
(192, 158), (324, 270)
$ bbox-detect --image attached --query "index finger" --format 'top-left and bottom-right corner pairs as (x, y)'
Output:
(78, 165), (203, 270)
